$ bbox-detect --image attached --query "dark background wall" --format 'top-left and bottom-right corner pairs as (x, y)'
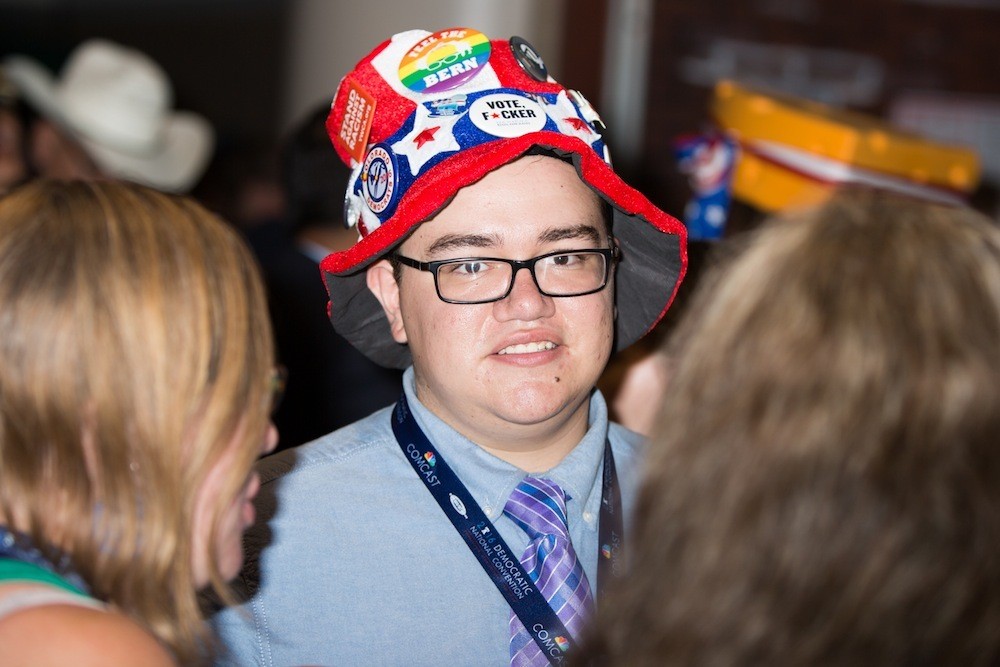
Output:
(1, 0), (287, 151)
(2, 0), (289, 221)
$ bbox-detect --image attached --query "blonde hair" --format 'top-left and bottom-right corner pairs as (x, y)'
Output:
(576, 189), (1000, 665)
(0, 180), (274, 664)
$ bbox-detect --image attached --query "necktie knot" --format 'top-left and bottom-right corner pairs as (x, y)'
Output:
(504, 477), (570, 544)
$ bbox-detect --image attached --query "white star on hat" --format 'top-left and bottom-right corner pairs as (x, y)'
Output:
(392, 103), (463, 176)
(543, 91), (597, 145)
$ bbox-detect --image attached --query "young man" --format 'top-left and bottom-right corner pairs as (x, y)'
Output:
(211, 28), (686, 666)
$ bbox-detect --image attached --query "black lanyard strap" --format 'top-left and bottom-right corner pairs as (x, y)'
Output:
(596, 435), (623, 599)
(391, 393), (623, 664)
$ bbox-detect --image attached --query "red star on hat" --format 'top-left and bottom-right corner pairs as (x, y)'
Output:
(564, 117), (591, 133)
(413, 126), (440, 149)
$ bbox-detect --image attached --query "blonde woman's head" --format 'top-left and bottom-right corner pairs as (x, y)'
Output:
(0, 179), (276, 663)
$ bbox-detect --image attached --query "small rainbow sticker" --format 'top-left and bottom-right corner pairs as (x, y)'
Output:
(423, 451), (437, 466)
(399, 28), (492, 94)
(555, 636), (570, 652)
(601, 544), (612, 559)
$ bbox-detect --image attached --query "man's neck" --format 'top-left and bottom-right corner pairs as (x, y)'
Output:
(477, 435), (581, 474)
(443, 403), (591, 474)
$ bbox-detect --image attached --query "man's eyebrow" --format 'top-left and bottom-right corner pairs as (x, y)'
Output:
(426, 233), (503, 257)
(538, 224), (602, 244)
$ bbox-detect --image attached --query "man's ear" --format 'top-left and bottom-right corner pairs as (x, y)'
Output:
(367, 259), (408, 344)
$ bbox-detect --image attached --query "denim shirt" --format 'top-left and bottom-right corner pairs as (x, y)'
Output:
(211, 368), (644, 666)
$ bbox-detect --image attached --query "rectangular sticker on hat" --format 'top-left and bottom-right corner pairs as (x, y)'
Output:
(337, 79), (377, 164)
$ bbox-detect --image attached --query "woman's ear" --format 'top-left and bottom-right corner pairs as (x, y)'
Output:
(366, 259), (407, 344)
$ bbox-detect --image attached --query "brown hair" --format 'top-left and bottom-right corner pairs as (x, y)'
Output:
(575, 189), (1000, 665)
(0, 180), (274, 664)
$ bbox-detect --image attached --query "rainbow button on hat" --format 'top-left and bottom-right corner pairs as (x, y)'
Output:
(398, 28), (492, 94)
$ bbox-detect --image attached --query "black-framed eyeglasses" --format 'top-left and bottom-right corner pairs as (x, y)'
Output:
(394, 246), (620, 305)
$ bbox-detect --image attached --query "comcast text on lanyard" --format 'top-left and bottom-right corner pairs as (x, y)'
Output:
(392, 393), (623, 664)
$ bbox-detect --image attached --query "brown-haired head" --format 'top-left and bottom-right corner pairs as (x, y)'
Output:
(575, 188), (1000, 666)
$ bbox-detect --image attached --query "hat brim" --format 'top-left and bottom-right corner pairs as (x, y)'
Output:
(322, 135), (687, 369)
(3, 53), (213, 192)
(3, 54), (64, 121)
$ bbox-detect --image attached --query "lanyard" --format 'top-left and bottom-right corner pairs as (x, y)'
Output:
(391, 393), (623, 664)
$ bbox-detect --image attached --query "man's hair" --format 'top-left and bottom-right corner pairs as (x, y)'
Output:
(574, 188), (1000, 665)
(0, 180), (275, 664)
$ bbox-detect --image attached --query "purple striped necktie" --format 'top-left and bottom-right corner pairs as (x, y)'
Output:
(504, 476), (595, 666)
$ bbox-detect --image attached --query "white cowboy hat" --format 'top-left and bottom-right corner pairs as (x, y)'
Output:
(3, 39), (213, 192)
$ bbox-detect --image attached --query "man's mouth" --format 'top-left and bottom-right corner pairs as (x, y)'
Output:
(497, 341), (557, 355)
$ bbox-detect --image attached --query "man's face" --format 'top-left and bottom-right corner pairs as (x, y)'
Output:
(29, 119), (102, 181)
(368, 155), (615, 452)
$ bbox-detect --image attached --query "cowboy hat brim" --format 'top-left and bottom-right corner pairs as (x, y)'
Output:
(3, 49), (213, 193)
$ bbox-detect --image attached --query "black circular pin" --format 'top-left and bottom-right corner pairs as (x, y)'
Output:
(509, 36), (548, 82)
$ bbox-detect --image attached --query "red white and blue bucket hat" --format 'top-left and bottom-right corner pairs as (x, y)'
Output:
(322, 28), (687, 369)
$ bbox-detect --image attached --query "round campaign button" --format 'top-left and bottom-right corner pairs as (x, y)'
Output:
(509, 36), (548, 81)
(469, 93), (547, 138)
(398, 28), (492, 94)
(361, 144), (397, 215)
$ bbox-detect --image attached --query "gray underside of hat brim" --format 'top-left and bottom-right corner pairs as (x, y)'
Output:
(612, 208), (685, 348)
(328, 270), (412, 369)
(325, 203), (684, 371)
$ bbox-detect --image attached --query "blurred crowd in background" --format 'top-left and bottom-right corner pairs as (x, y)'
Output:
(1, 0), (998, 434)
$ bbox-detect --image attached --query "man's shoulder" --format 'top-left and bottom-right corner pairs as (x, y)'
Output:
(257, 405), (398, 485)
(231, 405), (409, 603)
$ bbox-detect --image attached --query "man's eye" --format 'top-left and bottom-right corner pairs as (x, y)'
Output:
(443, 260), (490, 277)
(549, 253), (584, 268)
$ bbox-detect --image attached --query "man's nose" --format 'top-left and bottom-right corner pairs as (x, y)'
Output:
(494, 264), (554, 320)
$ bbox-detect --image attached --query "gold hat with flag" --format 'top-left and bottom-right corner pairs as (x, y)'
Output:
(711, 79), (981, 212)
